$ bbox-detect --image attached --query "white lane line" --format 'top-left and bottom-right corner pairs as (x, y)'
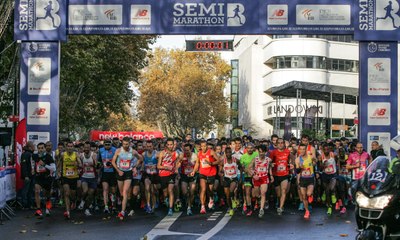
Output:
(198, 212), (232, 240)
(143, 212), (201, 240)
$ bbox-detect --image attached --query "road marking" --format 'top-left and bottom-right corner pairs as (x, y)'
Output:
(143, 212), (201, 240)
(198, 212), (232, 240)
(207, 211), (222, 221)
(143, 211), (232, 240)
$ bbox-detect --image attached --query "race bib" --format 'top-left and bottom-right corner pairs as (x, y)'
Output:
(85, 166), (94, 173)
(36, 164), (46, 173)
(302, 168), (311, 177)
(184, 166), (194, 175)
(119, 159), (130, 170)
(257, 167), (267, 173)
(146, 164), (157, 174)
(325, 165), (334, 174)
(201, 159), (211, 168)
(66, 167), (75, 177)
(277, 165), (286, 171)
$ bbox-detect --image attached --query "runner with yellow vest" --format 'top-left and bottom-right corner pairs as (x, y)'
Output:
(58, 141), (81, 219)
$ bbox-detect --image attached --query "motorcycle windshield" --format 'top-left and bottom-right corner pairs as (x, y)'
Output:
(361, 156), (393, 196)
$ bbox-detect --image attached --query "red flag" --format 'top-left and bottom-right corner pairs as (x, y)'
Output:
(14, 118), (26, 191)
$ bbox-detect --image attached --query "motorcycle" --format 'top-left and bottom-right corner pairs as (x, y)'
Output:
(354, 156), (400, 240)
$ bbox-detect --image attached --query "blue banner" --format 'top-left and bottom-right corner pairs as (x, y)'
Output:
(359, 42), (398, 158)
(67, 0), (354, 35)
(14, 0), (67, 41)
(354, 0), (400, 41)
(20, 42), (60, 148)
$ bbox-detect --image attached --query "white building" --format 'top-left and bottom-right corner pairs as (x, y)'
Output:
(231, 35), (359, 139)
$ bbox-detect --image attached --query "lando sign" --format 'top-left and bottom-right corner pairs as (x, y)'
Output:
(13, 0), (355, 38)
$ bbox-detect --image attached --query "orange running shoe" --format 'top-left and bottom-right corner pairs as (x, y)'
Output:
(46, 200), (52, 210)
(304, 210), (310, 219)
(308, 196), (313, 204)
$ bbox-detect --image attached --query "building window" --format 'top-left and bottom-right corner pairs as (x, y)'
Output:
(272, 56), (358, 72)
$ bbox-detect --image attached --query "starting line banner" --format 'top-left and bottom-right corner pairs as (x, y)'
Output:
(14, 0), (354, 41)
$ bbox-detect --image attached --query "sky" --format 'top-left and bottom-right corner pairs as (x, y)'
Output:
(150, 35), (234, 62)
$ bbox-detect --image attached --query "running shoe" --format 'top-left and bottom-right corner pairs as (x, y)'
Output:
(128, 210), (135, 216)
(104, 206), (110, 214)
(298, 202), (304, 211)
(321, 193), (326, 202)
(35, 209), (43, 217)
(264, 202), (269, 210)
(327, 207), (332, 215)
(84, 209), (92, 216)
(64, 211), (70, 219)
(164, 197), (169, 208)
(208, 199), (214, 209)
(78, 200), (85, 210)
(304, 210), (310, 219)
(277, 208), (283, 215)
(246, 209), (253, 216)
(187, 208), (193, 216)
(167, 208), (173, 216)
(338, 199), (343, 207)
(335, 201), (340, 210)
(229, 209), (234, 216)
(232, 199), (237, 209)
(45, 208), (50, 216)
(308, 196), (313, 204)
(200, 206), (206, 214)
(242, 205), (247, 215)
(175, 200), (182, 212)
(219, 198), (225, 207)
(58, 199), (64, 206)
(258, 208), (264, 218)
(340, 207), (347, 214)
(254, 202), (259, 211)
(118, 211), (125, 220)
(144, 204), (151, 213)
(331, 195), (337, 204)
(46, 200), (52, 210)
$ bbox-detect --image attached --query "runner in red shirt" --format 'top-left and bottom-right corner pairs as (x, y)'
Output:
(191, 140), (221, 214)
(158, 138), (183, 216)
(248, 144), (273, 218)
(269, 138), (293, 215)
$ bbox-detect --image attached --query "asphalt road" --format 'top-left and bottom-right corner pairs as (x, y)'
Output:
(0, 205), (358, 240)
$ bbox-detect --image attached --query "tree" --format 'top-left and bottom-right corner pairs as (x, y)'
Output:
(0, 0), (17, 123)
(60, 35), (156, 138)
(138, 48), (231, 137)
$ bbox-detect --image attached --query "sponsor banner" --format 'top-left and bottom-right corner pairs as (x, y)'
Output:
(367, 132), (391, 158)
(14, 0), (67, 41)
(5, 167), (16, 201)
(0, 168), (5, 208)
(68, 0), (155, 34)
(90, 130), (164, 141)
(359, 42), (398, 157)
(263, 0), (354, 34)
(67, 0), (354, 35)
(20, 42), (59, 149)
(354, 0), (400, 40)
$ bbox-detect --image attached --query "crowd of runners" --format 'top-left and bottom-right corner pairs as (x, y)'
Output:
(19, 134), (385, 220)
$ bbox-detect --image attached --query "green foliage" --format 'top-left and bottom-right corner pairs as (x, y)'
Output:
(0, 4), (17, 123)
(60, 35), (156, 137)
